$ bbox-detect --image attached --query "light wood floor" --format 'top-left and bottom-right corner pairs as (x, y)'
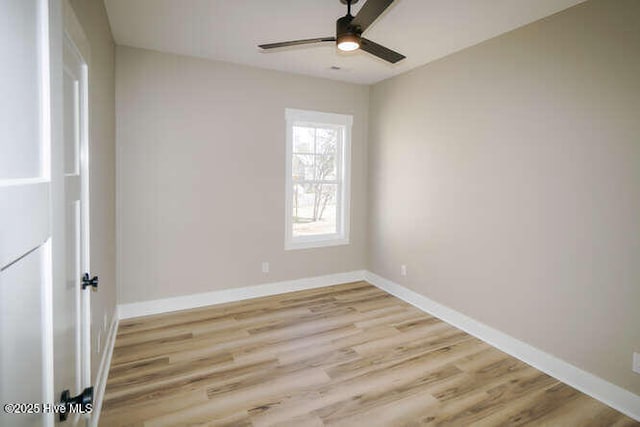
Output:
(101, 282), (638, 426)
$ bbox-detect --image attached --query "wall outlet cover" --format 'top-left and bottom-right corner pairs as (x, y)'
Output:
(400, 265), (407, 276)
(633, 352), (640, 374)
(262, 262), (270, 273)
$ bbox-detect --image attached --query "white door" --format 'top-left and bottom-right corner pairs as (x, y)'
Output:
(52, 33), (92, 425)
(0, 1), (53, 427)
(1, 1), (92, 426)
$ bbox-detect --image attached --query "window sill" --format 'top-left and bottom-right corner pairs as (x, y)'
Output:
(285, 236), (349, 251)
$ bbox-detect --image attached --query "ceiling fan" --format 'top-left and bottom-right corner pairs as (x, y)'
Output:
(258, 0), (405, 64)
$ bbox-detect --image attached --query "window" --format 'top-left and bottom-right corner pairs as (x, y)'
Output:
(285, 108), (352, 250)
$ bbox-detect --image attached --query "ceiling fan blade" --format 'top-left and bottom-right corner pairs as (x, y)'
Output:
(259, 37), (336, 49)
(360, 38), (405, 63)
(351, 0), (395, 33)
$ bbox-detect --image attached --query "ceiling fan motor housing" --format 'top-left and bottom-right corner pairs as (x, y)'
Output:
(336, 14), (361, 45)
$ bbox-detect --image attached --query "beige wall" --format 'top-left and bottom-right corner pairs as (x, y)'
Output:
(68, 0), (117, 382)
(116, 46), (369, 304)
(368, 0), (640, 395)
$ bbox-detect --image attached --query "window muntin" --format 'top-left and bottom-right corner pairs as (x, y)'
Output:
(285, 109), (352, 250)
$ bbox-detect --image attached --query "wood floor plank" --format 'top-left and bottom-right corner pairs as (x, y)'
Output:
(100, 281), (639, 427)
(324, 388), (438, 427)
(520, 393), (636, 427)
(248, 348), (466, 427)
(104, 358), (279, 410)
(147, 369), (332, 427)
(424, 370), (559, 425)
(313, 364), (461, 425)
(475, 382), (583, 426)
(105, 352), (235, 396)
(116, 281), (369, 336)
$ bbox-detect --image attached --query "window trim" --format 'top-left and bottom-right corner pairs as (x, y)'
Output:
(284, 108), (352, 250)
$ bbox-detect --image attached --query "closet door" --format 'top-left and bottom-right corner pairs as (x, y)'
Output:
(0, 0), (53, 426)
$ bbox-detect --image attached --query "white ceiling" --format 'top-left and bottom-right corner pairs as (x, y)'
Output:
(104, 0), (585, 85)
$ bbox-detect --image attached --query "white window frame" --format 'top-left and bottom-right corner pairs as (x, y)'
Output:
(285, 108), (352, 250)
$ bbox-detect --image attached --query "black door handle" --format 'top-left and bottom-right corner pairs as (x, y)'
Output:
(59, 386), (93, 421)
(81, 273), (98, 290)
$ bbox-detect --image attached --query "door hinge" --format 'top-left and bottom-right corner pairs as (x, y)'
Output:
(81, 273), (99, 290)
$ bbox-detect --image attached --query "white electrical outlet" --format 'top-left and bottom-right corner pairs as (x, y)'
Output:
(400, 265), (407, 276)
(103, 313), (108, 331)
(633, 352), (640, 374)
(262, 262), (270, 273)
(97, 330), (102, 354)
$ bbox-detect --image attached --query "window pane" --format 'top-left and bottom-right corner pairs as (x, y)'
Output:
(292, 154), (315, 181)
(316, 154), (336, 181)
(293, 126), (315, 153)
(292, 183), (337, 236)
(316, 128), (337, 155)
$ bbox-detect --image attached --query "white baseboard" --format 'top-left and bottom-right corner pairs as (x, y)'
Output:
(90, 306), (119, 427)
(364, 271), (640, 422)
(118, 270), (366, 320)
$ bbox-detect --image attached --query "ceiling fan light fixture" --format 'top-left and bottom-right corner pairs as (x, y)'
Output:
(258, 0), (406, 64)
(337, 33), (360, 52)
